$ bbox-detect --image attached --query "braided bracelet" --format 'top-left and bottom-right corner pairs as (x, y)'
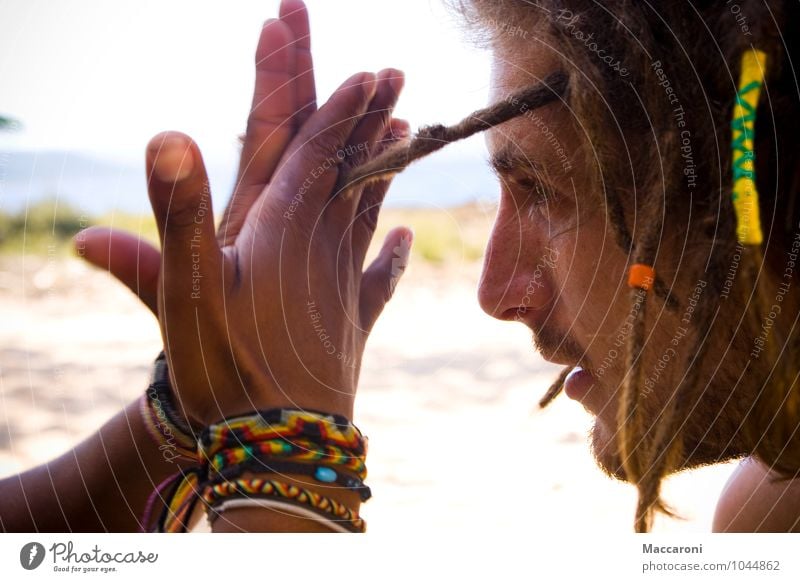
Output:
(140, 352), (199, 461)
(210, 498), (354, 533)
(204, 478), (366, 533)
(204, 438), (367, 480)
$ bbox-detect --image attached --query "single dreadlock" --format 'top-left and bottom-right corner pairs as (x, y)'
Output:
(336, 71), (569, 192)
(539, 366), (571, 409)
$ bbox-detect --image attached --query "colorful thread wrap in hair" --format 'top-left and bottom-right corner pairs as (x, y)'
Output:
(627, 264), (655, 291)
(731, 49), (767, 245)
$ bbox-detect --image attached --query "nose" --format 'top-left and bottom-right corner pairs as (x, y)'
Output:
(478, 203), (557, 322)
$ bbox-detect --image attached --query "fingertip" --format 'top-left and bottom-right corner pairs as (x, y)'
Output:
(279, 0), (308, 20)
(389, 225), (413, 243)
(279, 0), (311, 51)
(74, 225), (108, 264)
(258, 17), (293, 57)
(378, 68), (405, 95)
(389, 118), (411, 140)
(147, 131), (196, 184)
(385, 225), (413, 267)
(330, 72), (377, 106)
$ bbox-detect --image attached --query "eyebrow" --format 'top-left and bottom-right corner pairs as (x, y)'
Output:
(489, 147), (543, 176)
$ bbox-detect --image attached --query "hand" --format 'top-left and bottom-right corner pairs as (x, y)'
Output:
(75, 0), (320, 316)
(80, 1), (412, 424)
(152, 77), (411, 423)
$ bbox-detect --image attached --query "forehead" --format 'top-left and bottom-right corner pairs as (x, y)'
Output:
(485, 49), (574, 175)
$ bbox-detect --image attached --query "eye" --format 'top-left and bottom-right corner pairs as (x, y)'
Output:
(513, 175), (557, 207)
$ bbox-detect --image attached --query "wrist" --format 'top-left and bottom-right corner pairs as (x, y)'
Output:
(140, 352), (201, 463)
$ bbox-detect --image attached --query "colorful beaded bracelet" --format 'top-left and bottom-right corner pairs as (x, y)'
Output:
(209, 455), (371, 501)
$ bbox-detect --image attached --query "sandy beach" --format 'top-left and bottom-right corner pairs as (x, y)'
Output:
(0, 250), (737, 533)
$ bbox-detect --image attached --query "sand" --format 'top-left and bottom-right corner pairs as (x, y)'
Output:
(0, 254), (736, 533)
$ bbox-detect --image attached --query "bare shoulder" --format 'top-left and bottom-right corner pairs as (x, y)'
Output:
(713, 457), (800, 532)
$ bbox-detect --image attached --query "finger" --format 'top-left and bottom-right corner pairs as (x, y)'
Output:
(220, 4), (319, 247)
(359, 226), (413, 331)
(279, 0), (316, 128)
(386, 117), (411, 142)
(74, 226), (161, 315)
(344, 68), (404, 167)
(146, 132), (223, 312)
(221, 19), (297, 244)
(331, 69), (403, 226)
(238, 19), (296, 189)
(269, 71), (377, 211)
(352, 119), (411, 267)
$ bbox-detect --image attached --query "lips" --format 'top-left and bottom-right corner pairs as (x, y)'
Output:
(564, 366), (594, 401)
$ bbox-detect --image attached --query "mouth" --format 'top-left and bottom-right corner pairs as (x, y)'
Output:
(563, 366), (595, 401)
(529, 326), (597, 403)
(537, 351), (596, 403)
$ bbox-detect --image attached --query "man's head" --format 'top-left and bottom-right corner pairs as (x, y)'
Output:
(457, 0), (800, 530)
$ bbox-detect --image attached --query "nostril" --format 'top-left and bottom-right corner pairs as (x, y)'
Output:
(499, 306), (526, 322)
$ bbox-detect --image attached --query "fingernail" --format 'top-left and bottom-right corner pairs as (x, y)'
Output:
(152, 135), (194, 183)
(361, 72), (378, 101)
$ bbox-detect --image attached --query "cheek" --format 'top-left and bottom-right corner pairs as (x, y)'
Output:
(553, 211), (629, 341)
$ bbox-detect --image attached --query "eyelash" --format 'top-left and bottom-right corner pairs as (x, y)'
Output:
(515, 177), (556, 207)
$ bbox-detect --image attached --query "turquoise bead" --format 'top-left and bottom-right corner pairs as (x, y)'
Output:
(315, 466), (337, 483)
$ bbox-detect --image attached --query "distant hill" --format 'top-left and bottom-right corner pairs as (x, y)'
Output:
(0, 147), (499, 216)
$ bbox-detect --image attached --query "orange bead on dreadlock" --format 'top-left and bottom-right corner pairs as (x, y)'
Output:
(627, 264), (656, 291)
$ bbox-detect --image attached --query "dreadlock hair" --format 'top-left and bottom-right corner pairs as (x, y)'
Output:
(439, 0), (800, 532)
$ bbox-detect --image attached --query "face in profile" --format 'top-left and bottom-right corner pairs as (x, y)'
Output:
(477, 46), (766, 480)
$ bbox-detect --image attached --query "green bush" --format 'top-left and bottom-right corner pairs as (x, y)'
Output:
(0, 198), (91, 253)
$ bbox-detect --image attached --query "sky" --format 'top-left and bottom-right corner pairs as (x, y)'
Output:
(0, 0), (493, 163)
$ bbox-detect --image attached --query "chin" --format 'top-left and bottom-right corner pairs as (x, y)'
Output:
(588, 411), (746, 483)
(589, 417), (627, 481)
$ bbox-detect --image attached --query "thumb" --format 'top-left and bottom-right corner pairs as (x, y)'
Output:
(145, 132), (223, 310)
(74, 226), (161, 315)
(359, 226), (413, 331)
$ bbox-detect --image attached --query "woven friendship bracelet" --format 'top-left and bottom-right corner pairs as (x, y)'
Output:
(204, 439), (367, 480)
(200, 408), (367, 457)
(156, 469), (204, 533)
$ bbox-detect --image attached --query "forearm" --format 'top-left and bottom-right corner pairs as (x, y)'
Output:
(0, 399), (189, 532)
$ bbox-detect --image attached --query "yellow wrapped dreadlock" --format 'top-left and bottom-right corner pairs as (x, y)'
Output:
(731, 49), (767, 245)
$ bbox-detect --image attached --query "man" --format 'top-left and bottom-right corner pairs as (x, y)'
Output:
(462, 0), (800, 531)
(2, 0), (798, 532)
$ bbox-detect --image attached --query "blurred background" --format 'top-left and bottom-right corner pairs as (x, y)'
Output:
(0, 0), (735, 533)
